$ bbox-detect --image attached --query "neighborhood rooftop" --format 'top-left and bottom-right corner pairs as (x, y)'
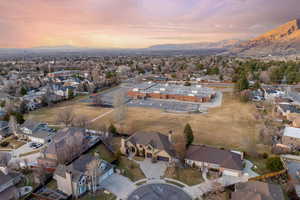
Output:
(283, 126), (300, 138)
(132, 82), (215, 98)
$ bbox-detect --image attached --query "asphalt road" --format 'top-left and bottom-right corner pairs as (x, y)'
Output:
(127, 183), (192, 200)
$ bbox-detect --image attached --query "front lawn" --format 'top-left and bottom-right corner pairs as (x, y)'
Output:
(0, 135), (25, 150)
(117, 157), (145, 182)
(79, 190), (116, 200)
(164, 167), (204, 186)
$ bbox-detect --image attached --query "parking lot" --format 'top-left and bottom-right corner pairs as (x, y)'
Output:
(89, 85), (222, 112)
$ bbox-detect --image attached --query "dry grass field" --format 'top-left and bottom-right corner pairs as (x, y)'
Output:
(95, 93), (266, 152)
(25, 92), (267, 152)
(25, 96), (111, 125)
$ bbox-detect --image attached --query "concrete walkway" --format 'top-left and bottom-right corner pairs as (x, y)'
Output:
(89, 109), (114, 123)
(202, 168), (208, 181)
(243, 160), (259, 178)
(185, 175), (248, 198)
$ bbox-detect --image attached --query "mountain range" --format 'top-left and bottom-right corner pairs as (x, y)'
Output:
(148, 39), (242, 50)
(1, 19), (299, 57)
(231, 19), (300, 56)
(149, 19), (300, 56)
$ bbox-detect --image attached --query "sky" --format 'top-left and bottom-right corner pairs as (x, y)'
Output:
(0, 0), (300, 48)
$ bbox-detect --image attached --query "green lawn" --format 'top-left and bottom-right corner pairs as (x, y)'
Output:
(88, 144), (116, 163)
(245, 155), (271, 175)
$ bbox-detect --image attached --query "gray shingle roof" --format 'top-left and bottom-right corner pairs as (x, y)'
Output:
(185, 145), (243, 171)
(54, 154), (113, 182)
(128, 132), (175, 157)
(0, 171), (21, 186)
(232, 181), (284, 200)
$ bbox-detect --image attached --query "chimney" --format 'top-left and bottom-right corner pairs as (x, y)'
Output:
(168, 130), (172, 143)
(65, 170), (73, 196)
(0, 166), (8, 175)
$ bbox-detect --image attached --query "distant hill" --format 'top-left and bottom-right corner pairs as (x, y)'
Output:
(231, 19), (300, 56)
(32, 45), (79, 49)
(148, 39), (242, 50)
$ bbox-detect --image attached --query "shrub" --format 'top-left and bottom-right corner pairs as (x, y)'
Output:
(108, 123), (117, 134)
(0, 141), (9, 147)
(262, 153), (269, 159)
(266, 157), (284, 172)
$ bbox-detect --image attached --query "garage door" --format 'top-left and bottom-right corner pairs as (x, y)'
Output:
(223, 170), (239, 177)
(157, 156), (169, 162)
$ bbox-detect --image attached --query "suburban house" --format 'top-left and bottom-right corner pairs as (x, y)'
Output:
(263, 87), (285, 101)
(282, 126), (300, 149)
(293, 117), (300, 128)
(276, 103), (300, 119)
(19, 120), (55, 144)
(0, 166), (22, 200)
(231, 181), (284, 200)
(0, 121), (10, 140)
(185, 145), (244, 177)
(120, 131), (176, 162)
(54, 154), (114, 198)
(38, 127), (90, 167)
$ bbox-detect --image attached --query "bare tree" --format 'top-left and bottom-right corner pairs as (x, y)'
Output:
(93, 95), (103, 106)
(5, 99), (14, 114)
(0, 152), (12, 167)
(86, 159), (100, 193)
(211, 181), (224, 193)
(74, 115), (89, 128)
(174, 134), (187, 162)
(113, 90), (127, 122)
(9, 115), (18, 136)
(56, 108), (75, 127)
(33, 167), (48, 185)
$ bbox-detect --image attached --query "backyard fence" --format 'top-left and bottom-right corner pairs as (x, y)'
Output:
(249, 169), (287, 181)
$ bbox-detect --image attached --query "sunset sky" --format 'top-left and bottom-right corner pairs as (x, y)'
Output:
(0, 0), (299, 48)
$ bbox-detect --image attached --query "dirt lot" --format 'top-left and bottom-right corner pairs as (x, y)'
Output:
(95, 93), (266, 152)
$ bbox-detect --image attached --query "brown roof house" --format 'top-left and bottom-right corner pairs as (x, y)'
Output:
(38, 127), (89, 167)
(231, 181), (284, 200)
(120, 132), (176, 162)
(54, 154), (114, 198)
(185, 145), (244, 177)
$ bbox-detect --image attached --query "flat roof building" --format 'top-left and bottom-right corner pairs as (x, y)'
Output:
(128, 83), (216, 103)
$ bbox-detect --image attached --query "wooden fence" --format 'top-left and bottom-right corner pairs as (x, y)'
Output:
(249, 169), (287, 181)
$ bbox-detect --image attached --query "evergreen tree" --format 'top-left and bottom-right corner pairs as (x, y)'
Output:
(184, 123), (194, 147)
(20, 87), (27, 96)
(235, 74), (249, 92)
(108, 123), (117, 134)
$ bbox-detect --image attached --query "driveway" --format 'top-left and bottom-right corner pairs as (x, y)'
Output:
(243, 160), (259, 178)
(185, 175), (248, 198)
(11, 142), (43, 157)
(286, 160), (300, 184)
(101, 173), (136, 199)
(135, 158), (168, 179)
